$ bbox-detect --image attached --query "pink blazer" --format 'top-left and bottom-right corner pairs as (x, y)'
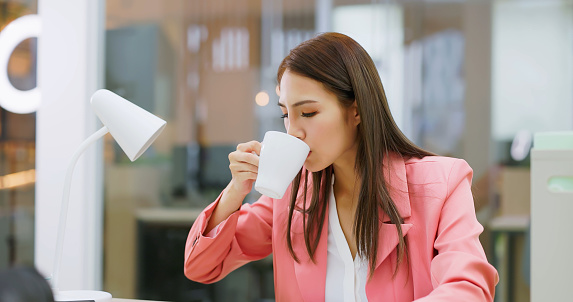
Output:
(184, 155), (499, 301)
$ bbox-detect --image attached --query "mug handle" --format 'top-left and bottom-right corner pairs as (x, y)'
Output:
(0, 14), (41, 114)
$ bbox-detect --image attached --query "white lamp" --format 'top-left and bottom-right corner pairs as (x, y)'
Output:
(50, 89), (167, 302)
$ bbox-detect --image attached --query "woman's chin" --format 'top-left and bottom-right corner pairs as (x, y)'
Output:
(303, 162), (326, 173)
(304, 166), (318, 173)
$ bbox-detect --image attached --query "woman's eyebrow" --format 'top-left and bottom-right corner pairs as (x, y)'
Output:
(277, 100), (318, 108)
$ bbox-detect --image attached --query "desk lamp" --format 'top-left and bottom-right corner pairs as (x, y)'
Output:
(50, 89), (167, 302)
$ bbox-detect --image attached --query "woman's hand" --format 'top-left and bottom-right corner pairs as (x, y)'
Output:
(226, 140), (262, 199)
(205, 140), (262, 234)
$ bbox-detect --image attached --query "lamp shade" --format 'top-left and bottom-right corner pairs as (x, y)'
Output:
(90, 89), (167, 161)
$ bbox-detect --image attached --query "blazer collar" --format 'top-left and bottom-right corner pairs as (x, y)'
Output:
(292, 152), (412, 301)
(376, 152), (413, 271)
(382, 152), (411, 222)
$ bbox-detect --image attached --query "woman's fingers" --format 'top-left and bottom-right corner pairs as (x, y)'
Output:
(224, 140), (262, 197)
(236, 140), (262, 156)
(229, 160), (258, 176)
(229, 150), (259, 167)
(231, 141), (261, 166)
(228, 140), (262, 184)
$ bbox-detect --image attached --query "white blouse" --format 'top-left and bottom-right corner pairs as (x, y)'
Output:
(325, 178), (369, 302)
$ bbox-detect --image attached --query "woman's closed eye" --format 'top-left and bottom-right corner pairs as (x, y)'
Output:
(280, 111), (318, 119)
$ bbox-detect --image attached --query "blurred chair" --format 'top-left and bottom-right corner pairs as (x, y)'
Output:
(0, 266), (54, 302)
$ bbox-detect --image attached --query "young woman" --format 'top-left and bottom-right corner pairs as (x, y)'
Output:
(184, 32), (498, 301)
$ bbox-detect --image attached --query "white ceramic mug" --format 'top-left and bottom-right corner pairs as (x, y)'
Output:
(255, 131), (310, 199)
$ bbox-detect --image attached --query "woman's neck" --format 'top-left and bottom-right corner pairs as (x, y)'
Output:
(332, 155), (361, 208)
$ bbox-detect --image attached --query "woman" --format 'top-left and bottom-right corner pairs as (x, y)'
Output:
(184, 32), (498, 301)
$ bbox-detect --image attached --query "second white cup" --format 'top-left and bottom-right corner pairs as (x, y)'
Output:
(254, 131), (310, 199)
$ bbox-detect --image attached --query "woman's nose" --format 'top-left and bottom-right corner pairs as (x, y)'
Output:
(287, 121), (305, 140)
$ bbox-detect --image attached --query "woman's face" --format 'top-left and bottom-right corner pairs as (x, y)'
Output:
(278, 70), (360, 172)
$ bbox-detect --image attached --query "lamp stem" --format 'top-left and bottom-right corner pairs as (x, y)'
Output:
(50, 126), (109, 290)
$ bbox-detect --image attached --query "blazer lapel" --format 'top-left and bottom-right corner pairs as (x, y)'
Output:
(375, 153), (413, 270)
(374, 222), (413, 270)
(292, 206), (329, 302)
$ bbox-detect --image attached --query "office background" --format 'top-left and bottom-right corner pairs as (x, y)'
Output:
(1, 0), (572, 301)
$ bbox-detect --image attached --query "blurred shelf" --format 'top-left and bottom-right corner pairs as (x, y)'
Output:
(489, 214), (529, 232)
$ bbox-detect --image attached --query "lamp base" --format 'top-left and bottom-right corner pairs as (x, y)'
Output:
(54, 290), (112, 302)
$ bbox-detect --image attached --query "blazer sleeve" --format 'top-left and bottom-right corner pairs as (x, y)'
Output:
(184, 192), (274, 283)
(415, 159), (499, 301)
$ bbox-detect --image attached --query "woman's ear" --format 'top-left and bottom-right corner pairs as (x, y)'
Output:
(351, 101), (360, 126)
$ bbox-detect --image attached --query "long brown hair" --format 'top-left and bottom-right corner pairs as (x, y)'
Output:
(278, 32), (434, 277)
